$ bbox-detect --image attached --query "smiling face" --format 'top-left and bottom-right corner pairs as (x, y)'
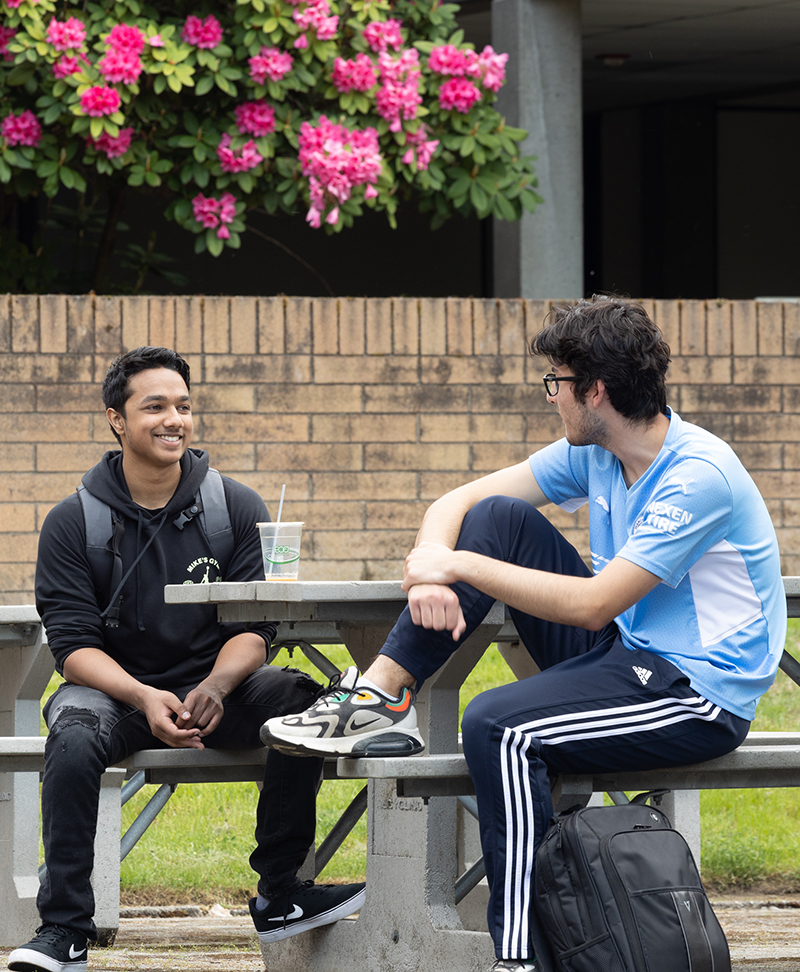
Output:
(106, 367), (193, 470)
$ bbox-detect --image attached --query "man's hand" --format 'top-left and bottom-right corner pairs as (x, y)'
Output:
(141, 689), (205, 749)
(406, 583), (466, 640)
(176, 681), (225, 737)
(402, 543), (466, 640)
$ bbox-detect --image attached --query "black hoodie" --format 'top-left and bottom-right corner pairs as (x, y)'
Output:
(35, 448), (276, 693)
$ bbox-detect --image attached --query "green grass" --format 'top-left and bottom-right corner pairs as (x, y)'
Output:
(38, 622), (800, 902)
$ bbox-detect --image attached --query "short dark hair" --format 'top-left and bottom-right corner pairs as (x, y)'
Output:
(530, 295), (670, 422)
(102, 347), (191, 443)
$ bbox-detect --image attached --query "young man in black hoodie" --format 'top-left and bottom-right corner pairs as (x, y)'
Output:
(8, 347), (365, 972)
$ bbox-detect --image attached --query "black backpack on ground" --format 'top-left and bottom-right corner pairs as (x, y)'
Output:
(534, 800), (730, 972)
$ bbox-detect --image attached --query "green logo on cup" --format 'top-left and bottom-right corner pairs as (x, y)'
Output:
(266, 545), (300, 565)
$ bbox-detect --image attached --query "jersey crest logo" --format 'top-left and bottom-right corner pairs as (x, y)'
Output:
(632, 665), (653, 686)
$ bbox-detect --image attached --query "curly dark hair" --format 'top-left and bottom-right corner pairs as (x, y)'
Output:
(530, 295), (670, 422)
(102, 346), (191, 444)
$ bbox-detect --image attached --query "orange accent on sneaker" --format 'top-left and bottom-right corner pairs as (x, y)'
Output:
(384, 689), (411, 712)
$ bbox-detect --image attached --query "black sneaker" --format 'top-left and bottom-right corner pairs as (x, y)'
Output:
(249, 880), (366, 943)
(8, 925), (88, 972)
(259, 666), (424, 758)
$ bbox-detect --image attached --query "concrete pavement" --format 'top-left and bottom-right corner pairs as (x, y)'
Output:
(2, 898), (800, 971)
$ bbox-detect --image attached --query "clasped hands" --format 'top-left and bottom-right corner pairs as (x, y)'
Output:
(141, 680), (225, 750)
(402, 541), (467, 640)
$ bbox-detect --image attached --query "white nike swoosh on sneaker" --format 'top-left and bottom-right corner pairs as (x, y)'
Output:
(265, 904), (304, 921)
(69, 945), (87, 958)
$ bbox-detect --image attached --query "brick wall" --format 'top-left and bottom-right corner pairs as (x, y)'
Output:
(1, 295), (798, 605)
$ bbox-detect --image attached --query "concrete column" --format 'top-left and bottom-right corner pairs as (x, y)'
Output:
(492, 0), (583, 298)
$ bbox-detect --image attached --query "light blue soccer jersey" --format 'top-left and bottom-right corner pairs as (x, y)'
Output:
(529, 409), (786, 721)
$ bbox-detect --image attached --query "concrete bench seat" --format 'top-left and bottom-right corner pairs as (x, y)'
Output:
(337, 731), (800, 799)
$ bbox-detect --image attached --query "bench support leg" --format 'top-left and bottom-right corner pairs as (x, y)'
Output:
(658, 788), (702, 870)
(0, 631), (52, 948)
(257, 616), (504, 970)
(93, 767), (126, 947)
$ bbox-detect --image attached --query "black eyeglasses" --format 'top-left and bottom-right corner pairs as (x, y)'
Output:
(543, 374), (580, 396)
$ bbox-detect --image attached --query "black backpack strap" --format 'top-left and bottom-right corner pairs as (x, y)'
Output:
(77, 483), (113, 552)
(198, 468), (234, 572)
(77, 484), (125, 626)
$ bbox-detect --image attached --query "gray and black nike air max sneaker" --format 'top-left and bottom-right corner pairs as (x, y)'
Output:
(260, 666), (424, 758)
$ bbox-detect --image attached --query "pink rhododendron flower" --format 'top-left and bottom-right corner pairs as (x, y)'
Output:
(5, 0), (26, 8)
(52, 54), (82, 78)
(86, 126), (134, 158)
(46, 16), (86, 52)
(106, 23), (145, 54)
(438, 76), (482, 113)
(465, 45), (508, 92)
(298, 116), (382, 228)
(428, 44), (468, 76)
(148, 34), (164, 47)
(234, 100), (276, 137)
(80, 86), (121, 117)
(248, 46), (293, 84)
(317, 15), (338, 40)
(192, 192), (238, 239)
(331, 53), (378, 93)
(403, 125), (439, 171)
(216, 133), (263, 173)
(99, 46), (142, 84)
(294, 33), (308, 49)
(181, 14), (223, 49)
(375, 48), (422, 132)
(1, 109), (42, 147)
(292, 0), (336, 36)
(0, 26), (15, 62)
(362, 19), (403, 53)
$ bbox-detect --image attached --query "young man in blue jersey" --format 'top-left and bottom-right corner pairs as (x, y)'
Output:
(261, 296), (786, 972)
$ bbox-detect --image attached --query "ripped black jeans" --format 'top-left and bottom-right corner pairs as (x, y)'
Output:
(39, 665), (323, 939)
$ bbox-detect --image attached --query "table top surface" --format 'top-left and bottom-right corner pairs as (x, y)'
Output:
(165, 579), (407, 605)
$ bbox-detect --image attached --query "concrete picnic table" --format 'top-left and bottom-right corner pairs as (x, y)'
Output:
(164, 579), (505, 972)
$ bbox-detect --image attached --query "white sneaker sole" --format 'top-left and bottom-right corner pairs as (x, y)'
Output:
(261, 720), (425, 758)
(256, 886), (367, 943)
(8, 947), (87, 972)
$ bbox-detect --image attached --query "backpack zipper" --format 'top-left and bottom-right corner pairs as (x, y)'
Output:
(599, 831), (648, 970)
(538, 824), (573, 948)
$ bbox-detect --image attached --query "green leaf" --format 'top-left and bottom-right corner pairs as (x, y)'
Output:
(196, 74), (214, 96)
(145, 171), (161, 187)
(193, 162), (210, 187)
(520, 189), (541, 213)
(43, 105), (62, 126)
(219, 74), (238, 96)
(237, 172), (254, 194)
(6, 63), (36, 86)
(89, 117), (104, 139)
(194, 233), (207, 254)
(174, 198), (192, 221)
(59, 166), (75, 189)
(0, 158), (12, 183)
(206, 230), (224, 256)
(184, 112), (200, 135)
(154, 74), (167, 94)
(494, 193), (516, 221)
(167, 73), (182, 93)
(36, 159), (59, 177)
